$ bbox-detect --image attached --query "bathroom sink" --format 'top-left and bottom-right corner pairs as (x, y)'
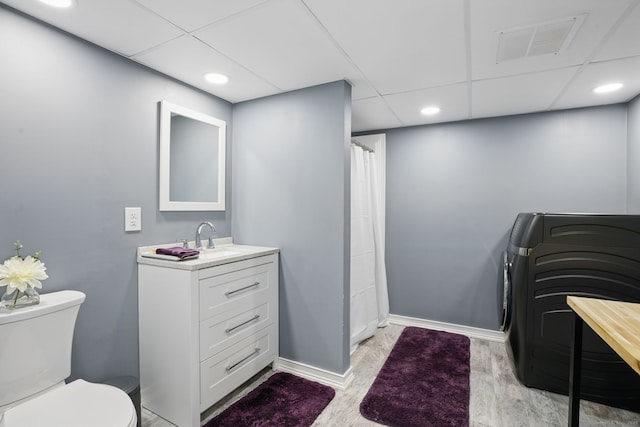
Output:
(198, 246), (243, 259)
(137, 239), (279, 270)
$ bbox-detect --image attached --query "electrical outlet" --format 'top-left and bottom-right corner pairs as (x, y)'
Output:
(125, 207), (141, 232)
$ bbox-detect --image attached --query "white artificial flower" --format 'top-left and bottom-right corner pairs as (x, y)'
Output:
(0, 255), (48, 294)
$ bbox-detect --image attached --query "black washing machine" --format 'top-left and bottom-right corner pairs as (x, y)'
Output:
(502, 212), (640, 412)
(499, 213), (536, 333)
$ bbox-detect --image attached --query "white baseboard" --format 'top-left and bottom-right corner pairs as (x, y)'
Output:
(388, 314), (505, 342)
(273, 358), (354, 390)
(272, 317), (502, 391)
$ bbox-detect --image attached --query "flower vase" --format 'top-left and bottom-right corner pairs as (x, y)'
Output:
(0, 286), (40, 310)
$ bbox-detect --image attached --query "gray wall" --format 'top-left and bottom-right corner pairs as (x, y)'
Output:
(0, 6), (232, 382)
(384, 105), (628, 330)
(628, 94), (640, 212)
(232, 81), (352, 375)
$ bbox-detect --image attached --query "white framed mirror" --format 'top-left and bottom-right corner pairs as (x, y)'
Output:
(159, 100), (226, 211)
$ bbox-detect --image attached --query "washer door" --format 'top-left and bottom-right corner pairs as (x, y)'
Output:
(499, 251), (512, 331)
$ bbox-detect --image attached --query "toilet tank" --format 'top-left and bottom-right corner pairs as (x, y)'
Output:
(0, 290), (86, 408)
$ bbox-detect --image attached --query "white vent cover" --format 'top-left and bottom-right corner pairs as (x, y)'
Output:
(496, 14), (586, 63)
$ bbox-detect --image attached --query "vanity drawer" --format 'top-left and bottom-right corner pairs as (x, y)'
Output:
(200, 327), (276, 410)
(199, 263), (274, 321)
(199, 301), (273, 361)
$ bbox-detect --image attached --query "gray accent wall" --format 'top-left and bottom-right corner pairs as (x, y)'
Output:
(384, 106), (628, 330)
(0, 6), (231, 382)
(232, 81), (352, 375)
(628, 95), (640, 212)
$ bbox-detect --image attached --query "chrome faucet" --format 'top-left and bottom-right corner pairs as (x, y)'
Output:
(195, 221), (216, 250)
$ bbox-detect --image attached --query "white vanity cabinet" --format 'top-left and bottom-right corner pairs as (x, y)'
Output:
(138, 246), (278, 427)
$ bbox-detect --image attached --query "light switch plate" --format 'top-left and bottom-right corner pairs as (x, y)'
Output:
(125, 207), (141, 232)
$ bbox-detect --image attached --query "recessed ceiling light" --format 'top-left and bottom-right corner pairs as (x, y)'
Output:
(420, 106), (440, 116)
(204, 73), (229, 85)
(593, 83), (623, 94)
(39, 0), (74, 8)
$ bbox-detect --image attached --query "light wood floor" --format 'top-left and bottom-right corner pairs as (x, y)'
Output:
(142, 324), (640, 426)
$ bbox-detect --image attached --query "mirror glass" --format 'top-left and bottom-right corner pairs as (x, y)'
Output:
(159, 100), (226, 211)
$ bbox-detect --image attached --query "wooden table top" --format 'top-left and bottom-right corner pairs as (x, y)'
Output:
(567, 296), (640, 375)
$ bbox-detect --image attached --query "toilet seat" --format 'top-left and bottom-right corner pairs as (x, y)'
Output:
(4, 379), (136, 427)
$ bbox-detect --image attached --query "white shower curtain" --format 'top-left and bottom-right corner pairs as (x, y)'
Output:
(350, 143), (389, 353)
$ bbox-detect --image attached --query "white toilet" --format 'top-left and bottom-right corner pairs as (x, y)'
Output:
(0, 290), (137, 427)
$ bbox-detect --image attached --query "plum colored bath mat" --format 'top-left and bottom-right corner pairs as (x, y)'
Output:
(205, 372), (335, 427)
(360, 327), (470, 427)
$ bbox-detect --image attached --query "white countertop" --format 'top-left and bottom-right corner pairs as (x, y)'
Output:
(137, 238), (279, 271)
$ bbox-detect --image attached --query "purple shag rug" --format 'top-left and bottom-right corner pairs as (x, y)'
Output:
(360, 327), (470, 427)
(205, 372), (335, 427)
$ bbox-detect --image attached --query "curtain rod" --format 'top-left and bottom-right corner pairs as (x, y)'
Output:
(351, 139), (374, 152)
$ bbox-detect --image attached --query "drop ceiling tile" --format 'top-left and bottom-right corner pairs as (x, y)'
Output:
(472, 67), (579, 119)
(352, 97), (402, 132)
(593, 2), (640, 61)
(350, 78), (378, 101)
(132, 35), (280, 103)
(470, 0), (634, 80)
(1, 0), (183, 56)
(134, 0), (269, 32)
(304, 0), (467, 95)
(193, 0), (364, 93)
(5, 0), (639, 133)
(383, 84), (469, 127)
(553, 56), (640, 110)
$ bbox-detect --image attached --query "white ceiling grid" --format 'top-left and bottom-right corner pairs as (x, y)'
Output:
(1, 0), (639, 132)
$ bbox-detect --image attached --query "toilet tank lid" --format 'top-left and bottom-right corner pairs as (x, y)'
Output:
(0, 290), (86, 325)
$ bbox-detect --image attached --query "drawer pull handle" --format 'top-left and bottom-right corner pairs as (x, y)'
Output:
(225, 281), (260, 297)
(225, 315), (261, 334)
(226, 348), (260, 373)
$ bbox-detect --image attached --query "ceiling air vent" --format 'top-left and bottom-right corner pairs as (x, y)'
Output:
(496, 14), (586, 63)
